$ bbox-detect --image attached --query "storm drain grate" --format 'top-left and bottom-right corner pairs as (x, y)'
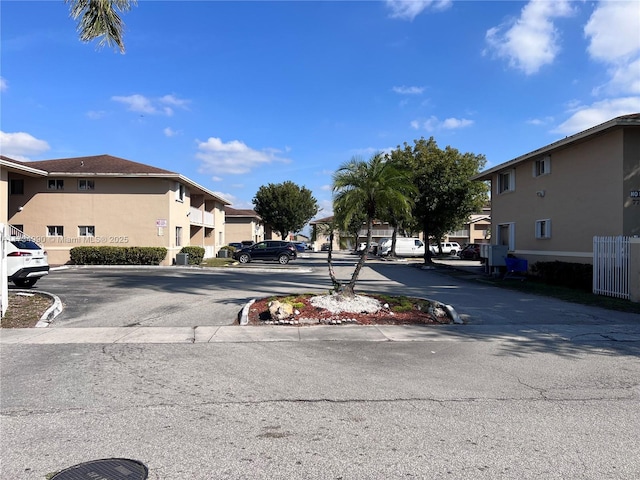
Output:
(51, 458), (148, 480)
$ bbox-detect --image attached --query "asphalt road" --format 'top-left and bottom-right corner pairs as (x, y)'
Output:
(2, 252), (640, 479)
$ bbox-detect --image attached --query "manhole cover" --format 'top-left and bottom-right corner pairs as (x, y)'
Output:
(51, 458), (148, 480)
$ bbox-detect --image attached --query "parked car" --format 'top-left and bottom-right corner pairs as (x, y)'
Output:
(293, 241), (308, 253)
(459, 243), (481, 260)
(7, 238), (49, 287)
(356, 242), (378, 254)
(429, 242), (461, 256)
(320, 243), (330, 251)
(228, 242), (243, 250)
(233, 240), (297, 264)
(378, 237), (425, 257)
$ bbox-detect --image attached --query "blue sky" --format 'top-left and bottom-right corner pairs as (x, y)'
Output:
(1, 0), (639, 221)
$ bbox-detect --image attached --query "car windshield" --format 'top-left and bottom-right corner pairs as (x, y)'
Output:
(11, 240), (42, 250)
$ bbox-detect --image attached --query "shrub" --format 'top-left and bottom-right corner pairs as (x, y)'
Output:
(70, 246), (167, 265)
(179, 246), (205, 265)
(530, 261), (592, 291)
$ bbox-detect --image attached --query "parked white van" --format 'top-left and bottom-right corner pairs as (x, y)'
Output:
(378, 237), (425, 257)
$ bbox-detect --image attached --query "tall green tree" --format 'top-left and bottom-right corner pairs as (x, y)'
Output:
(331, 153), (415, 296)
(253, 181), (319, 239)
(391, 137), (489, 263)
(66, 0), (136, 53)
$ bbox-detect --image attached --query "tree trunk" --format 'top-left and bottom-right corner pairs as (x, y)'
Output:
(391, 226), (398, 258)
(327, 232), (344, 292)
(423, 218), (432, 264)
(344, 219), (372, 296)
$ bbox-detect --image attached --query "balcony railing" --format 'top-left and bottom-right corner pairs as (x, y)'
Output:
(189, 207), (215, 227)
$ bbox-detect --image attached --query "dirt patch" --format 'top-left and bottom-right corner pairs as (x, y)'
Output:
(1, 291), (53, 328)
(246, 293), (452, 326)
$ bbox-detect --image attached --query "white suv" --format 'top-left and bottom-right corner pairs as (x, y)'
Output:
(429, 242), (461, 256)
(6, 238), (49, 287)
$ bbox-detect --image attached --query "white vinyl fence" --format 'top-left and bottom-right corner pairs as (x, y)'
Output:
(1, 223), (8, 317)
(593, 236), (630, 300)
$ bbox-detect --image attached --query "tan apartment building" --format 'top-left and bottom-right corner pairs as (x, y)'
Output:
(473, 113), (640, 264)
(445, 204), (491, 246)
(2, 154), (230, 265)
(224, 207), (265, 245)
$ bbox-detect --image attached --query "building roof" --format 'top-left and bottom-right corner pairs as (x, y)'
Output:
(309, 215), (334, 225)
(473, 113), (640, 181)
(0, 156), (48, 176)
(225, 207), (262, 219)
(2, 154), (231, 205)
(9, 154), (175, 175)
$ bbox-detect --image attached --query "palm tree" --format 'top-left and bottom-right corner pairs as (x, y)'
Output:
(65, 0), (136, 53)
(331, 153), (415, 297)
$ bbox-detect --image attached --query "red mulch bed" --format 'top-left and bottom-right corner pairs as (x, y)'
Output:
(246, 293), (452, 326)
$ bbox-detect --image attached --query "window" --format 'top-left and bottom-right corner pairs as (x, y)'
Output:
(497, 170), (514, 194)
(533, 155), (551, 177)
(47, 225), (64, 236)
(79, 225), (95, 237)
(535, 219), (551, 239)
(10, 179), (24, 195)
(48, 179), (64, 190)
(176, 182), (186, 202)
(175, 226), (182, 247)
(78, 179), (95, 191)
(498, 222), (515, 250)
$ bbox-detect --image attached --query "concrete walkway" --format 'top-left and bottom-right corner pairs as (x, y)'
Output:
(3, 322), (639, 345)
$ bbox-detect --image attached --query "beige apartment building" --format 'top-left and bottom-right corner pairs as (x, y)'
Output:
(474, 113), (640, 264)
(224, 207), (265, 245)
(1, 154), (230, 265)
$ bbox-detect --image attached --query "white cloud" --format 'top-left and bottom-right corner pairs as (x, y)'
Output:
(392, 85), (425, 95)
(585, 1), (640, 62)
(211, 176), (223, 182)
(386, 0), (452, 21)
(585, 1), (640, 96)
(526, 116), (554, 126)
(195, 137), (290, 175)
(112, 93), (190, 116)
(552, 97), (640, 135)
(86, 110), (106, 120)
(163, 127), (180, 137)
(442, 117), (474, 129)
(0, 131), (50, 160)
(212, 191), (236, 205)
(485, 0), (574, 75)
(0, 77), (7, 92)
(411, 115), (474, 132)
(320, 184), (332, 191)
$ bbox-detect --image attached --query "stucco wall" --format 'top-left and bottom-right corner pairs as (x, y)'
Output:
(623, 128), (640, 236)
(0, 167), (8, 224)
(491, 129), (625, 264)
(8, 175), (186, 265)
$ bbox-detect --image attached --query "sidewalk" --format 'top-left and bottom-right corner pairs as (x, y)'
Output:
(3, 322), (640, 345)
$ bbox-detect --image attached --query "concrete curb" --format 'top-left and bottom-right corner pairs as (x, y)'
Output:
(239, 296), (465, 326)
(35, 291), (63, 328)
(239, 299), (255, 326)
(444, 304), (463, 324)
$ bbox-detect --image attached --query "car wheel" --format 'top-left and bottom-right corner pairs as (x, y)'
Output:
(13, 278), (37, 288)
(238, 253), (250, 264)
(450, 250), (457, 256)
(278, 254), (290, 265)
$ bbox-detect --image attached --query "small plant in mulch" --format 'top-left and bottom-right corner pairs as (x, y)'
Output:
(1, 292), (53, 328)
(248, 293), (452, 326)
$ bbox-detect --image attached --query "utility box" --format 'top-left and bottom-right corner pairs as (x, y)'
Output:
(480, 244), (508, 267)
(217, 249), (229, 258)
(176, 253), (189, 265)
